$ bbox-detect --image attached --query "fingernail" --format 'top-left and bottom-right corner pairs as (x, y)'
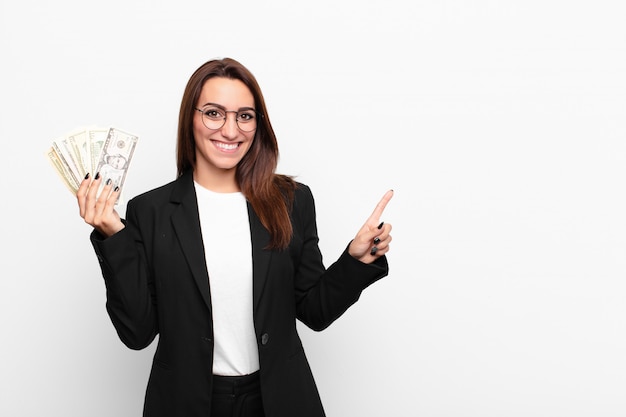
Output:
(377, 221), (384, 230)
(84, 173), (90, 180)
(114, 186), (120, 192)
(373, 237), (381, 244)
(106, 178), (112, 186)
(95, 172), (100, 180)
(370, 246), (378, 256)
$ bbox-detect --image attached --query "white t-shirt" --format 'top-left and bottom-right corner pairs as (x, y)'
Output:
(194, 182), (260, 376)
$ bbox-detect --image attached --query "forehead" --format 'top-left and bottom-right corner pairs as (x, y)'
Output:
(198, 77), (254, 108)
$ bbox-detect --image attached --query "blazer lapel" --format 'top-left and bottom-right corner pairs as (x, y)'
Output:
(170, 171), (212, 313)
(248, 202), (272, 315)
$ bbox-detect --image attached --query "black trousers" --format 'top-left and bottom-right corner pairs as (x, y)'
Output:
(211, 371), (265, 417)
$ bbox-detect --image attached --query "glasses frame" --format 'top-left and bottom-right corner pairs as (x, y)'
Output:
(195, 105), (262, 132)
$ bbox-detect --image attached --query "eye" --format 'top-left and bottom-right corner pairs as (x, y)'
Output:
(238, 110), (256, 122)
(203, 107), (224, 120)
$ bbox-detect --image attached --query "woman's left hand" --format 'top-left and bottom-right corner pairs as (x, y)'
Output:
(348, 190), (394, 264)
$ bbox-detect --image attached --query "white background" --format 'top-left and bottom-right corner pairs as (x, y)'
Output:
(1, 0), (625, 416)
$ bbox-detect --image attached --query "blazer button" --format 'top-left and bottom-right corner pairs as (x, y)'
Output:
(261, 333), (269, 345)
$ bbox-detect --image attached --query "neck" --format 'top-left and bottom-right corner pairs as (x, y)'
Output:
(193, 166), (240, 193)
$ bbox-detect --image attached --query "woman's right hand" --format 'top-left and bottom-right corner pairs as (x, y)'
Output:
(77, 173), (125, 238)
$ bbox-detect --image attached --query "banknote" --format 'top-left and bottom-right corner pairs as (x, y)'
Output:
(88, 127), (110, 174)
(51, 136), (81, 190)
(46, 126), (139, 204)
(94, 127), (139, 202)
(63, 129), (90, 179)
(46, 146), (80, 194)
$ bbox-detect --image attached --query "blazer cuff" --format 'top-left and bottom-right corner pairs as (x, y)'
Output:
(89, 219), (132, 269)
(335, 242), (389, 289)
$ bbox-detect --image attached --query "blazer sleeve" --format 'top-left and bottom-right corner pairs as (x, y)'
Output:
(90, 200), (158, 350)
(292, 185), (389, 331)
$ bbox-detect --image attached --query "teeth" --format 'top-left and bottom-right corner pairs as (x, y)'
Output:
(215, 142), (238, 150)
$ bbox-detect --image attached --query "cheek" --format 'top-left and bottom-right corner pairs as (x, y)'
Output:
(192, 118), (205, 139)
(242, 133), (256, 152)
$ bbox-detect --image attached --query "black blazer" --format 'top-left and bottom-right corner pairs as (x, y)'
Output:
(91, 170), (389, 417)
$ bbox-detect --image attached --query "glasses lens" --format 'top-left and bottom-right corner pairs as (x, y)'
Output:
(236, 109), (257, 132)
(200, 106), (226, 130)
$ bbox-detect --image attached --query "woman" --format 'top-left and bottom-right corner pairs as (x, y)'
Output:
(77, 57), (393, 417)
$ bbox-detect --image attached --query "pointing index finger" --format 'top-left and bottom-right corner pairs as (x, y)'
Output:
(368, 189), (394, 224)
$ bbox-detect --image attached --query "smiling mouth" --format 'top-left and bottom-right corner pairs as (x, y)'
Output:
(212, 140), (240, 151)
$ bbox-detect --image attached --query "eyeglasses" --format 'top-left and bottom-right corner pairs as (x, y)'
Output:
(195, 104), (260, 132)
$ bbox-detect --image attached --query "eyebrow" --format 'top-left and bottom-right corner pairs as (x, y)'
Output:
(201, 102), (256, 112)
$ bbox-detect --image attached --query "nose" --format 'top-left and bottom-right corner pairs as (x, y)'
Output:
(220, 111), (239, 139)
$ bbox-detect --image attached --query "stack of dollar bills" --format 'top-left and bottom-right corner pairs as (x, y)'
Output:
(46, 127), (139, 202)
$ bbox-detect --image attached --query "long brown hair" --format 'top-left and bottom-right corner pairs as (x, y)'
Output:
(177, 58), (296, 250)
